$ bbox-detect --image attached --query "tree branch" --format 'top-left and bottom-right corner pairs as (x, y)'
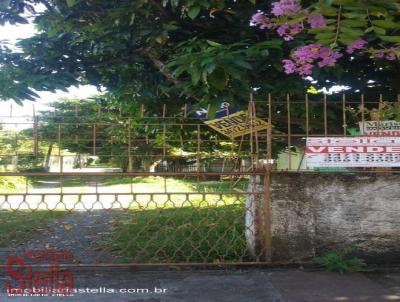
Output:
(141, 47), (180, 86)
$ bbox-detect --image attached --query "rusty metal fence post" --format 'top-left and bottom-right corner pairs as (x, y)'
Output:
(263, 93), (273, 262)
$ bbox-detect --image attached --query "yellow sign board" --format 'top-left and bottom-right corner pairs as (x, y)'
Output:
(205, 111), (269, 138)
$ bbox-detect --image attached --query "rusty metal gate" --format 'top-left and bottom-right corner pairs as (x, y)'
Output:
(0, 98), (272, 267)
(0, 93), (398, 267)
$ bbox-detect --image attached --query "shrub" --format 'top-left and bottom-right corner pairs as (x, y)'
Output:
(314, 248), (366, 273)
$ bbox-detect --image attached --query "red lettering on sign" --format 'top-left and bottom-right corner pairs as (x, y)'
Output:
(306, 146), (400, 154)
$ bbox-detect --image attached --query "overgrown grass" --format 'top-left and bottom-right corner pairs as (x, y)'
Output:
(106, 177), (249, 262)
(109, 204), (248, 263)
(0, 210), (67, 247)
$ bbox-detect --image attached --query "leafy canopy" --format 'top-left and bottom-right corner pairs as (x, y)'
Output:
(0, 0), (399, 107)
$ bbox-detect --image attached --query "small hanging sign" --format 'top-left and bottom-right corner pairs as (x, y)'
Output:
(359, 121), (400, 136)
(205, 111), (269, 138)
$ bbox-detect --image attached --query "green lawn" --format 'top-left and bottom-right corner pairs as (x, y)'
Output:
(0, 210), (67, 247)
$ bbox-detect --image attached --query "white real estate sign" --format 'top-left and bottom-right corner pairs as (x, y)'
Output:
(359, 121), (400, 136)
(306, 137), (400, 168)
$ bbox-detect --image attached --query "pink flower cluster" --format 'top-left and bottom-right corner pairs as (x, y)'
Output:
(250, 11), (273, 29)
(277, 23), (303, 41)
(346, 39), (368, 54)
(271, 0), (301, 17)
(373, 48), (400, 61)
(307, 14), (326, 29)
(283, 44), (343, 75)
(251, 1), (327, 41)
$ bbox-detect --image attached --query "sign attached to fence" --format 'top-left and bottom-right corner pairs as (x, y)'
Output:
(306, 137), (400, 168)
(205, 111), (269, 138)
(359, 121), (400, 136)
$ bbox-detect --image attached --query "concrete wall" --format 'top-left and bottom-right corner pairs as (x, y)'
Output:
(270, 173), (400, 263)
(246, 173), (400, 263)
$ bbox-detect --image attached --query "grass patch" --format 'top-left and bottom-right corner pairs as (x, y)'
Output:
(110, 204), (248, 263)
(28, 176), (249, 194)
(107, 178), (249, 262)
(314, 248), (367, 273)
(0, 210), (67, 247)
(100, 176), (197, 194)
(185, 179), (248, 192)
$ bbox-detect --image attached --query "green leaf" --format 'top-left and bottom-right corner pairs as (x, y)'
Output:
(207, 103), (219, 119)
(205, 63), (217, 74)
(379, 36), (400, 43)
(321, 0), (334, 6)
(190, 67), (201, 85)
(234, 60), (253, 70)
(341, 20), (366, 27)
(333, 0), (358, 5)
(315, 32), (336, 40)
(372, 26), (386, 35)
(372, 20), (400, 29)
(340, 27), (364, 36)
(209, 68), (228, 90)
(66, 0), (78, 7)
(188, 6), (201, 19)
(342, 13), (366, 19)
(206, 40), (222, 47)
(308, 26), (335, 34)
(368, 8), (388, 17)
(319, 7), (338, 16)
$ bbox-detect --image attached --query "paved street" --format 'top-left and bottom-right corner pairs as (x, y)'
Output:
(0, 268), (399, 302)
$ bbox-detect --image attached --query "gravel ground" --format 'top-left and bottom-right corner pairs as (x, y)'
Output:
(1, 173), (130, 264)
(3, 210), (127, 264)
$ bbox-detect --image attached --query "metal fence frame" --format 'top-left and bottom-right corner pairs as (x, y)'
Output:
(0, 93), (399, 267)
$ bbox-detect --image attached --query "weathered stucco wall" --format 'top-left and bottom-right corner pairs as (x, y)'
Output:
(270, 173), (400, 263)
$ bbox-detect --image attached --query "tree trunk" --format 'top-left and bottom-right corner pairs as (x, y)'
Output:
(44, 143), (53, 172)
